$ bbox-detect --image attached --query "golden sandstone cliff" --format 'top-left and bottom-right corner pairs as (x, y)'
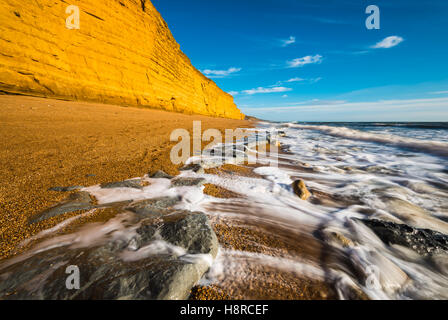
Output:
(0, 0), (244, 119)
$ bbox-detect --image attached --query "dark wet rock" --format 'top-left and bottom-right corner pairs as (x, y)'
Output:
(292, 179), (311, 200)
(29, 194), (133, 225)
(126, 196), (181, 217)
(0, 211), (218, 300)
(29, 192), (94, 224)
(85, 174), (96, 177)
(100, 179), (143, 190)
(48, 186), (84, 192)
(69, 191), (92, 203)
(132, 223), (159, 249)
(149, 170), (173, 179)
(180, 163), (204, 174)
(360, 219), (448, 256)
(171, 177), (206, 187)
(161, 212), (218, 256)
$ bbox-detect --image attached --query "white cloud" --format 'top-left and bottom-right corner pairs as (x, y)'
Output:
(228, 91), (239, 96)
(281, 36), (296, 47)
(235, 76), (321, 96)
(371, 36), (404, 49)
(286, 77), (305, 83)
(287, 55), (322, 68)
(202, 67), (241, 78)
(277, 77), (321, 85)
(242, 86), (292, 95)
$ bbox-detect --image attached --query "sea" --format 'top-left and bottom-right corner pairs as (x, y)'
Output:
(193, 121), (448, 299)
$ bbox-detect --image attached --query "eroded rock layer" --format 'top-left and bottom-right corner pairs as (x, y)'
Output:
(0, 0), (243, 119)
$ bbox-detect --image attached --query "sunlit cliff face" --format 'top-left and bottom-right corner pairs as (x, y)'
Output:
(0, 0), (244, 119)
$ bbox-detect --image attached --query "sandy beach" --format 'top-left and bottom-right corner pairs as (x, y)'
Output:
(0, 94), (251, 259)
(0, 95), (348, 300)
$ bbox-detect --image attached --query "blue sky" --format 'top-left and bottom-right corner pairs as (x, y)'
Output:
(152, 0), (448, 121)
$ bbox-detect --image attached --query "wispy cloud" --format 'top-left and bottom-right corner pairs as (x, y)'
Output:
(228, 91), (239, 96)
(285, 77), (305, 83)
(287, 54), (322, 68)
(281, 36), (296, 47)
(430, 90), (448, 95)
(371, 36), (404, 49)
(202, 67), (241, 78)
(242, 86), (293, 95)
(276, 77), (322, 85)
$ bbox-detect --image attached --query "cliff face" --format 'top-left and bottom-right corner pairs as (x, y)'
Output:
(0, 0), (244, 119)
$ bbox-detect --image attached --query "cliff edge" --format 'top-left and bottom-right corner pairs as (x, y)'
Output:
(0, 0), (244, 119)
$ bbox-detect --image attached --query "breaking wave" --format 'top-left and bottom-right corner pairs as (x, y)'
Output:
(290, 123), (448, 158)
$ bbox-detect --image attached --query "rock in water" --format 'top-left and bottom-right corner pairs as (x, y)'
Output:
(28, 192), (94, 224)
(0, 0), (243, 119)
(180, 163), (205, 174)
(0, 211), (218, 300)
(48, 186), (84, 192)
(292, 180), (311, 200)
(100, 179), (143, 190)
(171, 178), (206, 187)
(360, 219), (448, 256)
(126, 196), (181, 217)
(149, 170), (173, 179)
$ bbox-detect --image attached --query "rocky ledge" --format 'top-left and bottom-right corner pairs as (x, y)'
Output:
(0, 191), (218, 299)
(360, 219), (448, 256)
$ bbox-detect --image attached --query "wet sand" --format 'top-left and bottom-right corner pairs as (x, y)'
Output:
(0, 94), (251, 259)
(190, 153), (369, 300)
